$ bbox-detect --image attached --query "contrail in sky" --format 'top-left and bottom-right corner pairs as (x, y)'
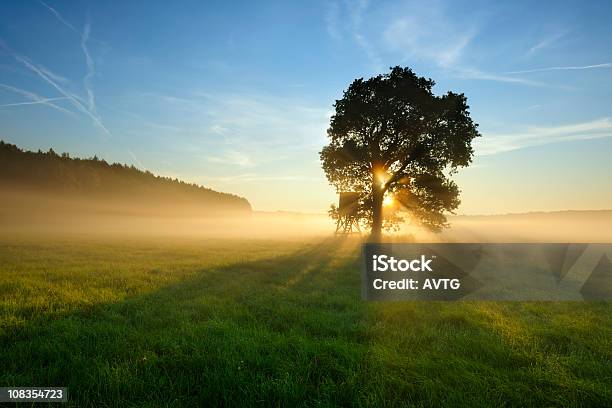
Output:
(506, 63), (612, 75)
(0, 83), (74, 115)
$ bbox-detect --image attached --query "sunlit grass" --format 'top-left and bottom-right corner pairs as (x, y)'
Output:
(1, 236), (610, 407)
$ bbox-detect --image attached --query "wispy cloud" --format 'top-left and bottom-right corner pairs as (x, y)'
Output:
(207, 149), (254, 167)
(192, 92), (329, 149)
(0, 97), (68, 108)
(475, 118), (612, 156)
(13, 54), (110, 135)
(39, 1), (78, 33)
(347, 0), (383, 73)
(353, 33), (384, 73)
(81, 23), (96, 113)
(0, 83), (74, 115)
(324, 1), (341, 41)
(123, 90), (329, 170)
(382, 3), (477, 68)
(209, 124), (228, 136)
(127, 149), (144, 168)
(0, 4), (106, 133)
(36, 64), (69, 84)
(38, 2), (109, 136)
(325, 1), (476, 72)
(322, 1), (384, 72)
(204, 173), (321, 183)
(455, 68), (553, 87)
(506, 62), (612, 75)
(527, 31), (567, 55)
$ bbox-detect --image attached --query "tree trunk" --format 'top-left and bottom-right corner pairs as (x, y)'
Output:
(370, 180), (383, 242)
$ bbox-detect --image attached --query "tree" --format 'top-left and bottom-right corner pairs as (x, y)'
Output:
(320, 66), (480, 240)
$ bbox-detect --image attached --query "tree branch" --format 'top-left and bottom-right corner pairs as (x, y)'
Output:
(382, 142), (426, 192)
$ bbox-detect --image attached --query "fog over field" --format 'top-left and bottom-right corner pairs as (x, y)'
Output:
(2, 187), (611, 242)
(422, 211), (612, 243)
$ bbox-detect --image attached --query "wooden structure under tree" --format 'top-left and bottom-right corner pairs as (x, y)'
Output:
(335, 192), (361, 234)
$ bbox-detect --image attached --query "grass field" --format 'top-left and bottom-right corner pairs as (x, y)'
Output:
(1, 235), (610, 407)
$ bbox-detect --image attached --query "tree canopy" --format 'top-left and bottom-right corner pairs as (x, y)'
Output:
(320, 66), (480, 238)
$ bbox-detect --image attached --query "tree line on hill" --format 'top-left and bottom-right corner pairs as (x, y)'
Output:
(0, 140), (251, 214)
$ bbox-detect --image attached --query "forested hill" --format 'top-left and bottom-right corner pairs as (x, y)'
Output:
(0, 140), (251, 214)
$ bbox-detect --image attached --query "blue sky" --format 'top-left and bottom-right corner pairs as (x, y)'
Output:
(1, 0), (611, 213)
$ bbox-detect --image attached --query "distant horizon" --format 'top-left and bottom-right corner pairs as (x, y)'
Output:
(4, 138), (611, 217)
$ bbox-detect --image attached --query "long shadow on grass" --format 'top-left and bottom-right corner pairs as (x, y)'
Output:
(2, 236), (610, 407)
(0, 236), (374, 407)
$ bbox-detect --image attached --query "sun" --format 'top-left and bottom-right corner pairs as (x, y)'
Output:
(383, 194), (394, 207)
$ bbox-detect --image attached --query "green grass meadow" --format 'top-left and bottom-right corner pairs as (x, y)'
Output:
(1, 236), (610, 407)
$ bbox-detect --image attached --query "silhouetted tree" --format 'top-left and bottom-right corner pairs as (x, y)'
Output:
(320, 67), (480, 240)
